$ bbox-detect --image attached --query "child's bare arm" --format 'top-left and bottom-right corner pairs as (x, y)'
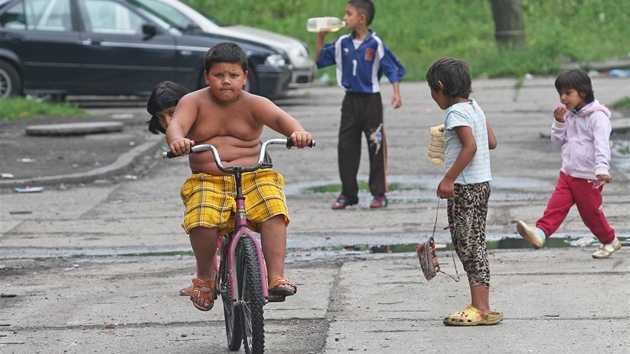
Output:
(254, 97), (312, 148)
(437, 126), (476, 199)
(487, 122), (497, 149)
(166, 95), (197, 155)
(391, 82), (402, 109)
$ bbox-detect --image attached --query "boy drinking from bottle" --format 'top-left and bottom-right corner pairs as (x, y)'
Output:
(314, 0), (406, 210)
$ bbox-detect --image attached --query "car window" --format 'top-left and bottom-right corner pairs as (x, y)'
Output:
(129, 0), (225, 29)
(0, 0), (72, 31)
(130, 0), (192, 30)
(83, 0), (144, 35)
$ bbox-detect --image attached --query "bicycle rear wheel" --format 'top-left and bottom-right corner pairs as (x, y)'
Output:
(237, 237), (265, 354)
(221, 237), (242, 351)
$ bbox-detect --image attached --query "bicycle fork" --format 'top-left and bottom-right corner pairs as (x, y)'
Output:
(223, 170), (270, 302)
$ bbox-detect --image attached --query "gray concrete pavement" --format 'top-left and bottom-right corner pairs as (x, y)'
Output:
(1, 77), (629, 353)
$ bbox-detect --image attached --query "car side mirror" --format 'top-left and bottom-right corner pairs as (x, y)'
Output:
(142, 24), (159, 38)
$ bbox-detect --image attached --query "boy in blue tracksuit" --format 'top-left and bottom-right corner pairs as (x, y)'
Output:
(315, 0), (406, 209)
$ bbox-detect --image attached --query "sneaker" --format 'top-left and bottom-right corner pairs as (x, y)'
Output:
(369, 195), (388, 208)
(516, 220), (545, 249)
(331, 194), (358, 210)
(592, 238), (622, 259)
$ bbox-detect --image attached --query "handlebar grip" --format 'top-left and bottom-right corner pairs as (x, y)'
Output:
(286, 139), (316, 148)
(162, 151), (179, 159)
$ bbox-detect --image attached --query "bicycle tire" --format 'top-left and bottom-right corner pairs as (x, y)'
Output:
(221, 246), (242, 351)
(237, 237), (265, 354)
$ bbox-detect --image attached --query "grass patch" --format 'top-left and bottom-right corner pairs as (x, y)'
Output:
(616, 145), (630, 155)
(0, 97), (87, 121)
(189, 0), (629, 80)
(610, 97), (630, 110)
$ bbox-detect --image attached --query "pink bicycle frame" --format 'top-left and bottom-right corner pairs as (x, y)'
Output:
(224, 195), (269, 301)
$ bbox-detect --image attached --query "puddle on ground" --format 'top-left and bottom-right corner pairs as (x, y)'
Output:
(6, 235), (625, 261)
(285, 139), (628, 199)
(284, 175), (554, 202)
(286, 236), (628, 259)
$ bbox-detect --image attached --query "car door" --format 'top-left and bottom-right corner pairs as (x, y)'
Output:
(0, 0), (83, 93)
(74, 0), (179, 95)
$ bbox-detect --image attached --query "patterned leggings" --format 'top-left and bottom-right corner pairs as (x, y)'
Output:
(447, 182), (491, 287)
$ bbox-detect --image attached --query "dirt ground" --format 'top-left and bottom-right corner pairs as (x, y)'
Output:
(0, 110), (158, 184)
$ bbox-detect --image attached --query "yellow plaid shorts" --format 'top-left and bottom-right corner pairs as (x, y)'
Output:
(179, 169), (289, 235)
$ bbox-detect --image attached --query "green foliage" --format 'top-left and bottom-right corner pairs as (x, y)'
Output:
(0, 97), (87, 121)
(610, 97), (630, 109)
(186, 0), (629, 80)
(4, 1), (624, 120)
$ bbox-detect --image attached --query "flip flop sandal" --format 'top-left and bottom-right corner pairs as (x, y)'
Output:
(443, 305), (503, 326)
(190, 278), (216, 311)
(268, 276), (297, 302)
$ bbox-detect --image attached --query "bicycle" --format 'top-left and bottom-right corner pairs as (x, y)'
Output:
(164, 138), (315, 354)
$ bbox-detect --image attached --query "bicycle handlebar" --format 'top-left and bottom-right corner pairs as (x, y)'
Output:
(162, 138), (315, 174)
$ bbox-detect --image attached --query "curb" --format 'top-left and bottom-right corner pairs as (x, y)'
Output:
(25, 121), (124, 136)
(0, 134), (162, 189)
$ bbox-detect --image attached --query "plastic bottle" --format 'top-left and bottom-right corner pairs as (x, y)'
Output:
(306, 17), (345, 32)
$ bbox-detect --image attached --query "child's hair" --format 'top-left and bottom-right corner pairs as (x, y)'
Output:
(204, 42), (248, 73)
(348, 0), (375, 26)
(554, 69), (594, 104)
(146, 81), (190, 135)
(425, 57), (472, 99)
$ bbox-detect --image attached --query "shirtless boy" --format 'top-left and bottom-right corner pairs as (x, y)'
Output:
(166, 42), (312, 311)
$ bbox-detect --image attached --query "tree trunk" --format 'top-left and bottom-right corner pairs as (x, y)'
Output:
(491, 0), (526, 50)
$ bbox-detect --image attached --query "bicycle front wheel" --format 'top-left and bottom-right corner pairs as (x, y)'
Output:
(221, 244), (242, 350)
(237, 237), (265, 354)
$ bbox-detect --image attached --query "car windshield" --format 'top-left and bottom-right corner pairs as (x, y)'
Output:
(128, 0), (226, 32)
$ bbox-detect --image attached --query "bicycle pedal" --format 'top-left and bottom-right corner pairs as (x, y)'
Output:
(267, 295), (286, 303)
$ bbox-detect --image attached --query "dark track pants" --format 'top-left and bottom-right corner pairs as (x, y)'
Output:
(338, 92), (387, 198)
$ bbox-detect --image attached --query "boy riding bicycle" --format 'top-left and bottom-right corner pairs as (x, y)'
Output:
(166, 42), (313, 311)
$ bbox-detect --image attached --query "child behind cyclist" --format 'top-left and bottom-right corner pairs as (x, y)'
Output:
(166, 42), (312, 311)
(147, 81), (190, 135)
(147, 81), (201, 297)
(425, 57), (502, 326)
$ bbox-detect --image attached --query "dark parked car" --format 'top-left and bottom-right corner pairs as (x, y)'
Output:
(0, 0), (292, 99)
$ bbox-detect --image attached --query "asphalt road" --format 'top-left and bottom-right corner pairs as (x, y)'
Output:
(1, 78), (629, 353)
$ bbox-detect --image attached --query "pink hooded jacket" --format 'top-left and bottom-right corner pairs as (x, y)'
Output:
(550, 100), (612, 179)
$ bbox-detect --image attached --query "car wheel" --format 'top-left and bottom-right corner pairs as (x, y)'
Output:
(0, 60), (22, 98)
(244, 65), (258, 95)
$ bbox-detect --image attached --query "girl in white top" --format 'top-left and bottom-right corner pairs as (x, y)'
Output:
(426, 57), (500, 326)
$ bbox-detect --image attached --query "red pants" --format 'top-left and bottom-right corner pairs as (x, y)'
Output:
(536, 171), (615, 243)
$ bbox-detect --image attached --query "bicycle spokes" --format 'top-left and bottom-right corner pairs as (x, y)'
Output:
(237, 238), (265, 354)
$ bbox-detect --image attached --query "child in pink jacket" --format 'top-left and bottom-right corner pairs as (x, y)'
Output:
(516, 69), (620, 259)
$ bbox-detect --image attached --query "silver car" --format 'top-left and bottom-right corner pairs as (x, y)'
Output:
(129, 0), (315, 87)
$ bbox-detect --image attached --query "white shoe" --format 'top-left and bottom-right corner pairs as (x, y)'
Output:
(592, 238), (622, 259)
(516, 220), (545, 249)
